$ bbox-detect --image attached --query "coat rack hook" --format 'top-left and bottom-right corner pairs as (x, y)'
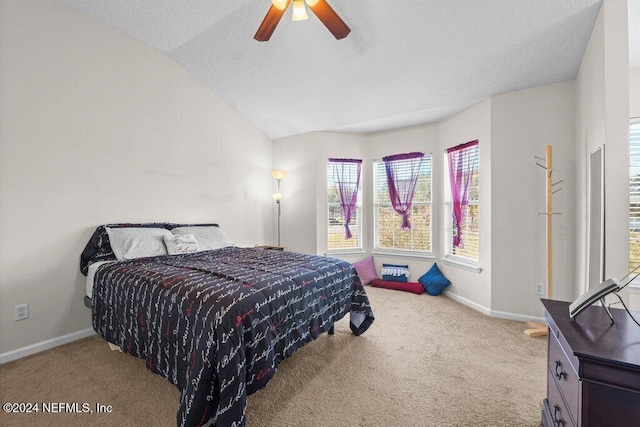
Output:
(536, 163), (547, 169)
(553, 179), (566, 186)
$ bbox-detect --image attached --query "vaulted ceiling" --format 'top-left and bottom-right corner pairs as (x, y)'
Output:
(61, 0), (634, 139)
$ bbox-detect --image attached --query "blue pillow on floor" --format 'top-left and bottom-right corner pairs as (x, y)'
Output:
(419, 263), (451, 295)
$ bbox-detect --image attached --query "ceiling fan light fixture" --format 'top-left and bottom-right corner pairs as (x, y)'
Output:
(255, 0), (350, 42)
(291, 0), (309, 21)
(270, 0), (288, 10)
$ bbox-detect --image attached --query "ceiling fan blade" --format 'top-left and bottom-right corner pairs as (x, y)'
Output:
(254, 1), (291, 42)
(308, 0), (350, 40)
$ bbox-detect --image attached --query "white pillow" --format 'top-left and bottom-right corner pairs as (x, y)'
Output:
(164, 233), (200, 255)
(171, 226), (235, 251)
(105, 227), (172, 260)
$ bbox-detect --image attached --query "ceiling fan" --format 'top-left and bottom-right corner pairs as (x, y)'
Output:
(255, 0), (350, 42)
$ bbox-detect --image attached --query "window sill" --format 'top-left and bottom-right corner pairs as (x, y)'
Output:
(372, 249), (434, 260)
(442, 256), (482, 273)
(326, 249), (365, 256)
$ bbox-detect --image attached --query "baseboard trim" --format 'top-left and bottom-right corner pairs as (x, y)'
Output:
(0, 328), (96, 364)
(443, 290), (491, 316)
(489, 309), (545, 324)
(444, 291), (545, 323)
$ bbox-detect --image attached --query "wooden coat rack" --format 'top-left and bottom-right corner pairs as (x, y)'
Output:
(525, 145), (563, 337)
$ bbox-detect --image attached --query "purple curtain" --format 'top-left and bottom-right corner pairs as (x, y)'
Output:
(446, 140), (479, 248)
(382, 152), (424, 230)
(329, 158), (362, 239)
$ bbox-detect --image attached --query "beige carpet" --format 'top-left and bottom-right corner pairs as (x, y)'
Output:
(0, 287), (546, 427)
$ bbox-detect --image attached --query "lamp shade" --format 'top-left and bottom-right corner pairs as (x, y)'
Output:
(291, 0), (308, 21)
(271, 170), (288, 180)
(271, 0), (288, 10)
(272, 192), (283, 201)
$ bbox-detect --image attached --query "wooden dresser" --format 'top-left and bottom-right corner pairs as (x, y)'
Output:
(541, 299), (640, 427)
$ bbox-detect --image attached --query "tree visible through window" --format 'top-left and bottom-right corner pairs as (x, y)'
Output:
(444, 142), (480, 262)
(373, 156), (432, 253)
(630, 118), (640, 272)
(327, 160), (362, 251)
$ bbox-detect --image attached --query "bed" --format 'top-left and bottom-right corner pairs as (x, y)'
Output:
(80, 223), (374, 427)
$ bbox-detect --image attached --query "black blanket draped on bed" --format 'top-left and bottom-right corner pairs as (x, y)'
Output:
(92, 247), (374, 427)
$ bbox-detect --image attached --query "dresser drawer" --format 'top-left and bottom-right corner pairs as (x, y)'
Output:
(547, 366), (576, 427)
(542, 300), (640, 427)
(548, 331), (579, 424)
(541, 398), (554, 427)
(547, 319), (579, 373)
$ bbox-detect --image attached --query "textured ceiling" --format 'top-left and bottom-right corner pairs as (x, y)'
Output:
(61, 0), (608, 139)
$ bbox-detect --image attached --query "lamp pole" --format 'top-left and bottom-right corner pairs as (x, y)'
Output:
(277, 199), (281, 246)
(271, 170), (287, 248)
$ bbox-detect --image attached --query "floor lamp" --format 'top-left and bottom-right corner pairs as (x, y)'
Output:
(272, 170), (287, 246)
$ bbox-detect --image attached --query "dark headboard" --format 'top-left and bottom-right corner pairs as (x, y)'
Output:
(79, 222), (219, 275)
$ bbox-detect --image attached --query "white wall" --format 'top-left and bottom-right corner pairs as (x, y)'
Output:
(629, 68), (640, 310)
(1, 0), (632, 359)
(274, 123), (451, 280)
(366, 124), (440, 279)
(0, 0), (272, 356)
(272, 132), (367, 255)
(575, 7), (606, 298)
(438, 100), (492, 311)
(255, 1), (629, 323)
(490, 82), (576, 317)
(631, 68), (640, 118)
(273, 124), (444, 277)
(274, 87), (577, 321)
(575, 0), (630, 305)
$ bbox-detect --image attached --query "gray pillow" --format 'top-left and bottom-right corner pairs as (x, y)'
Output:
(171, 226), (234, 251)
(105, 227), (172, 260)
(164, 233), (200, 255)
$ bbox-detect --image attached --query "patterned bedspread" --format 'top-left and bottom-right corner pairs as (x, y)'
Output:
(92, 247), (374, 426)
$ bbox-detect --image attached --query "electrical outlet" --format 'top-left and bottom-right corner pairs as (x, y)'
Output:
(534, 284), (544, 296)
(15, 304), (29, 321)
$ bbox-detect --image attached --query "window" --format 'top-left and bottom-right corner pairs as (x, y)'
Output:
(630, 118), (640, 273)
(444, 142), (479, 262)
(373, 156), (432, 254)
(327, 160), (362, 252)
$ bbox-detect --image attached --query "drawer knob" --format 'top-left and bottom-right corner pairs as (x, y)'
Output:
(553, 404), (566, 426)
(555, 360), (567, 381)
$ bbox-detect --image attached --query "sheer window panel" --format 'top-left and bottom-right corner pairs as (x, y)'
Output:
(444, 144), (480, 263)
(373, 156), (432, 254)
(630, 118), (640, 273)
(327, 161), (363, 252)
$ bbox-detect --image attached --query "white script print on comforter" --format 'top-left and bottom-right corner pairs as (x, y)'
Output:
(92, 246), (374, 426)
